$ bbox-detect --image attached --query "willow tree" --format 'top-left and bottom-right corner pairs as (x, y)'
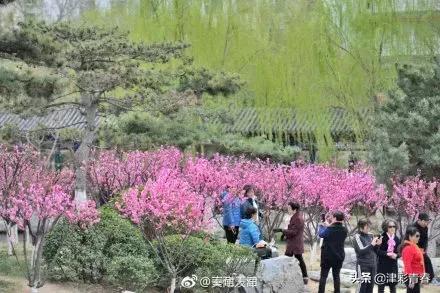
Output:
(82, 0), (440, 161)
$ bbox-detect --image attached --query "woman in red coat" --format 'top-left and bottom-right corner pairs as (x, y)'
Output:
(401, 226), (425, 293)
(276, 202), (308, 284)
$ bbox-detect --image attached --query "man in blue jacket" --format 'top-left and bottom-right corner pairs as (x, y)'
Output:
(221, 188), (241, 244)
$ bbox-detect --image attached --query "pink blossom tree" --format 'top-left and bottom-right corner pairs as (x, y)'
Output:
(117, 168), (212, 293)
(252, 162), (296, 240)
(0, 145), (99, 293)
(0, 145), (39, 255)
(391, 175), (440, 239)
(289, 162), (386, 263)
(88, 147), (182, 204)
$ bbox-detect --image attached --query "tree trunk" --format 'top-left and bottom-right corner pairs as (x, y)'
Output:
(6, 222), (16, 256)
(13, 224), (18, 252)
(29, 236), (45, 291)
(74, 97), (97, 202)
(427, 239), (437, 257)
(170, 276), (176, 293)
(309, 239), (319, 264)
(428, 220), (439, 257)
(26, 226), (31, 246)
(7, 223), (12, 256)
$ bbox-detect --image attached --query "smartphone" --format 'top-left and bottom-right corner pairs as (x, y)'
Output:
(321, 213), (326, 222)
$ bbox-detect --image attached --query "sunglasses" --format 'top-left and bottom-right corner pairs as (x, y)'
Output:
(388, 225), (396, 228)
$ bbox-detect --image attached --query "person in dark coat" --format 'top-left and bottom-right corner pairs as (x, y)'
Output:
(353, 219), (381, 293)
(274, 202), (308, 284)
(377, 219), (400, 292)
(317, 211), (348, 293)
(240, 184), (263, 225)
(413, 212), (435, 283)
(377, 219), (400, 293)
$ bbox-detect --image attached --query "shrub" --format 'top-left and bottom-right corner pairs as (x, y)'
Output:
(43, 205), (156, 290)
(152, 235), (256, 290)
(107, 255), (157, 291)
(196, 243), (257, 278)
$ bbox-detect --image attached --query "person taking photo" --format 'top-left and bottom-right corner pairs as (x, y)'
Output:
(377, 219), (400, 293)
(353, 219), (382, 293)
(317, 211), (348, 293)
(240, 184), (263, 225)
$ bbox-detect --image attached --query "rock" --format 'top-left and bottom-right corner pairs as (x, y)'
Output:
(342, 248), (357, 270)
(211, 215), (226, 239)
(431, 257), (440, 276)
(242, 256), (305, 293)
(308, 271), (320, 282)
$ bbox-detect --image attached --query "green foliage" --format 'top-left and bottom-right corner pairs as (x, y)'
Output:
(0, 123), (20, 144)
(0, 66), (63, 113)
(0, 0), (15, 5)
(43, 206), (157, 290)
(178, 67), (243, 98)
(153, 235), (256, 289)
(215, 134), (301, 163)
(369, 57), (440, 182)
(194, 242), (257, 280)
(0, 20), (187, 113)
(106, 255), (157, 291)
(80, 0), (440, 159)
(98, 110), (209, 150)
(98, 105), (301, 162)
(0, 20), (242, 114)
(0, 250), (25, 277)
(153, 235), (211, 278)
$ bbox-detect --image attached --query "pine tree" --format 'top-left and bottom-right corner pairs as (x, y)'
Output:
(0, 21), (241, 201)
(369, 57), (440, 183)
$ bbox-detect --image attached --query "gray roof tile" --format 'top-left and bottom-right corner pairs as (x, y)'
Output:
(0, 107), (99, 132)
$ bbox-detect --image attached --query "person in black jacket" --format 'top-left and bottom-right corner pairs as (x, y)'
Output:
(413, 212), (435, 283)
(377, 219), (400, 293)
(240, 185), (264, 225)
(353, 219), (382, 293)
(317, 211), (348, 293)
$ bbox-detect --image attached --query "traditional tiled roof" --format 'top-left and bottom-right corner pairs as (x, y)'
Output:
(225, 107), (372, 135)
(0, 106), (371, 137)
(0, 107), (98, 132)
